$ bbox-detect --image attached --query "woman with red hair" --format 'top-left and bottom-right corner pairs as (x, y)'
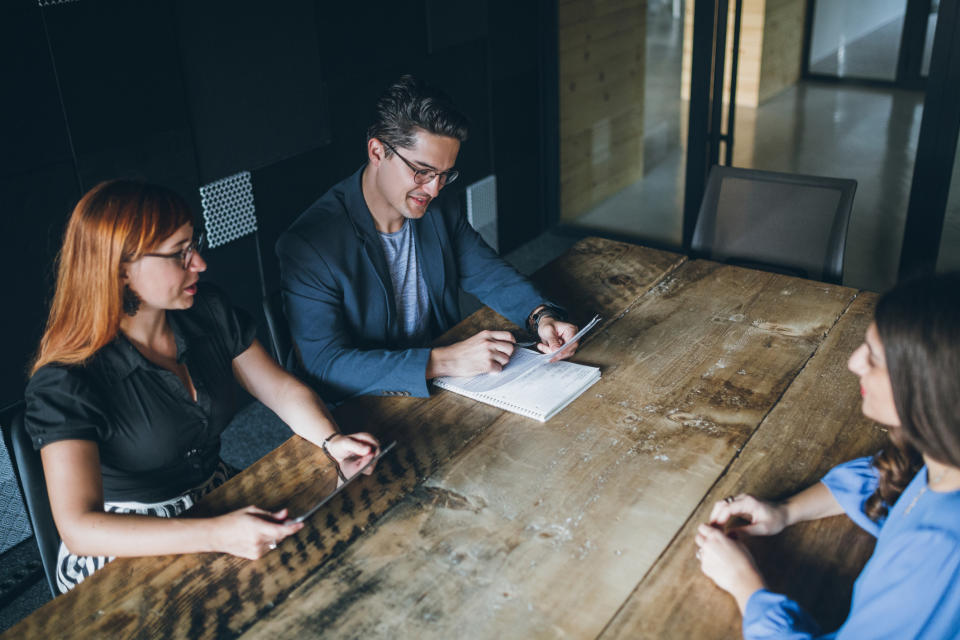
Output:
(26, 180), (379, 593)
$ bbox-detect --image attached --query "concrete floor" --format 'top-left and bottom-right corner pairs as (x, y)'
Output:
(571, 2), (959, 294)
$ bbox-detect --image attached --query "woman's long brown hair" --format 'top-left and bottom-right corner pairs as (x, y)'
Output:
(31, 180), (193, 374)
(864, 433), (923, 522)
(864, 272), (960, 521)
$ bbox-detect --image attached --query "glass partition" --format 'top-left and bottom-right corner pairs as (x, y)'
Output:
(936, 130), (960, 272)
(808, 0), (909, 81)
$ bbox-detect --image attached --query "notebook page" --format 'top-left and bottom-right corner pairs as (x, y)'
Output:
(444, 348), (544, 393)
(439, 315), (603, 394)
(482, 361), (600, 418)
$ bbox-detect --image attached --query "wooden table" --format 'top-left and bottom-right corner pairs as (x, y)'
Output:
(6, 238), (887, 639)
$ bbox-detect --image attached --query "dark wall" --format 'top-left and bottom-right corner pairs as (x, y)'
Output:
(0, 0), (557, 408)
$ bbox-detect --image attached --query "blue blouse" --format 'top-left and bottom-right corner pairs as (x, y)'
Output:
(742, 457), (960, 639)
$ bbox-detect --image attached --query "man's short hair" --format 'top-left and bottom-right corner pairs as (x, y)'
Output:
(366, 75), (469, 153)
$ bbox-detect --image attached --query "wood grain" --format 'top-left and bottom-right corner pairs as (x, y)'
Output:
(239, 262), (858, 639)
(599, 292), (883, 639)
(2, 239), (681, 640)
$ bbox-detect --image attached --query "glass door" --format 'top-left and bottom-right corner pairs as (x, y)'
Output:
(557, 0), (690, 248)
(898, 0), (960, 278)
(805, 0), (939, 88)
(807, 0), (909, 81)
(937, 137), (960, 272)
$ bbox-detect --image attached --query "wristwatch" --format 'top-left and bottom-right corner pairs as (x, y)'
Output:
(528, 304), (567, 334)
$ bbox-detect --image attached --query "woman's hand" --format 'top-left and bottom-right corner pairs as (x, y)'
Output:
(324, 432), (381, 478)
(209, 506), (303, 559)
(709, 494), (790, 537)
(695, 523), (766, 613)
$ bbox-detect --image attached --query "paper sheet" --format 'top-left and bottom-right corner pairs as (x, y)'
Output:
(438, 314), (602, 393)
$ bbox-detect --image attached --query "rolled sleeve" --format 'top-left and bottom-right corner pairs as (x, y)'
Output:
(821, 457), (882, 536)
(446, 202), (555, 328)
(743, 589), (824, 640)
(25, 366), (106, 449)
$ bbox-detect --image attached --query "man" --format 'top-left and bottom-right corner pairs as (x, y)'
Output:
(277, 75), (579, 403)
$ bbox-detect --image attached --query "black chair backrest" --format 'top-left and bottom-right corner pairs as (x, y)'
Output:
(262, 289), (293, 367)
(691, 165), (857, 284)
(1, 402), (61, 597)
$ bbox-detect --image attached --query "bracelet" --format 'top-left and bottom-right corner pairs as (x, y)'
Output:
(321, 433), (347, 482)
(527, 304), (567, 334)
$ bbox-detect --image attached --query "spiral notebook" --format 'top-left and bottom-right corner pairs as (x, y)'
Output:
(433, 348), (601, 421)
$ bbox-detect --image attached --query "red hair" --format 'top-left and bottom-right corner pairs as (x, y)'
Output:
(31, 180), (194, 373)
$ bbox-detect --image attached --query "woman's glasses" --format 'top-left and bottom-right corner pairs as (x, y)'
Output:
(143, 232), (206, 270)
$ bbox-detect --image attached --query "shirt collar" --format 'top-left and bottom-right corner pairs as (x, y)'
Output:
(97, 308), (207, 379)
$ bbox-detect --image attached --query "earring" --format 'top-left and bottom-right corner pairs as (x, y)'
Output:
(122, 285), (141, 316)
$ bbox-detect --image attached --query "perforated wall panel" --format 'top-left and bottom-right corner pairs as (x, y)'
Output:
(199, 171), (258, 248)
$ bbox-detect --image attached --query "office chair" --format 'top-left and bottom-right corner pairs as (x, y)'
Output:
(262, 289), (293, 367)
(1, 402), (61, 597)
(691, 165), (857, 284)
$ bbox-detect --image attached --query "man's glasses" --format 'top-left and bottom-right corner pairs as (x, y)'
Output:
(144, 232), (206, 270)
(382, 140), (459, 187)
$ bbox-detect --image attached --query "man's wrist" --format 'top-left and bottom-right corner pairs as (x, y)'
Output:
(527, 304), (567, 334)
(426, 346), (446, 379)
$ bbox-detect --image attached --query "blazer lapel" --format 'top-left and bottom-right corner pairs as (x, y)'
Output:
(344, 167), (397, 335)
(414, 209), (447, 330)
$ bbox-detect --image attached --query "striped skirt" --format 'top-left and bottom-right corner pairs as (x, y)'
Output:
(55, 461), (233, 594)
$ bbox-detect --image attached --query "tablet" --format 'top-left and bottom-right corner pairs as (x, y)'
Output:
(286, 441), (397, 524)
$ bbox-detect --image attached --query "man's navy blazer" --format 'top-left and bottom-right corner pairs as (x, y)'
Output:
(276, 167), (550, 403)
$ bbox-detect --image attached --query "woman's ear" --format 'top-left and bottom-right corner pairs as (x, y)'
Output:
(119, 259), (135, 283)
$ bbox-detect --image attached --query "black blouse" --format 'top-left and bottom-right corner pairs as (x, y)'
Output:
(25, 284), (257, 503)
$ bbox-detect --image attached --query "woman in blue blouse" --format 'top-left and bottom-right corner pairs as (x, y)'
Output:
(694, 273), (960, 639)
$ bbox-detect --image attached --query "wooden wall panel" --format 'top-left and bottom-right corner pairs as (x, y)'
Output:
(681, 0), (807, 109)
(559, 0), (646, 221)
(759, 0), (808, 103)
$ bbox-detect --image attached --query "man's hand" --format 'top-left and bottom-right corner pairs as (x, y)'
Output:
(426, 330), (516, 378)
(537, 317), (580, 361)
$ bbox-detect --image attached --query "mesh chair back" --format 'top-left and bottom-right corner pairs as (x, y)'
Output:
(1, 403), (60, 597)
(691, 166), (856, 284)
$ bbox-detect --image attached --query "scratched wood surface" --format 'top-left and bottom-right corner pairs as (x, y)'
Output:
(600, 292), (885, 639)
(239, 262), (859, 639)
(3, 238), (682, 640)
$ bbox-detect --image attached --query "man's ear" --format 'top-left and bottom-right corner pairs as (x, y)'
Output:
(367, 138), (385, 166)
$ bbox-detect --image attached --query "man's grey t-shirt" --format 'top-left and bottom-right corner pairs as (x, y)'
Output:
(378, 220), (430, 344)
